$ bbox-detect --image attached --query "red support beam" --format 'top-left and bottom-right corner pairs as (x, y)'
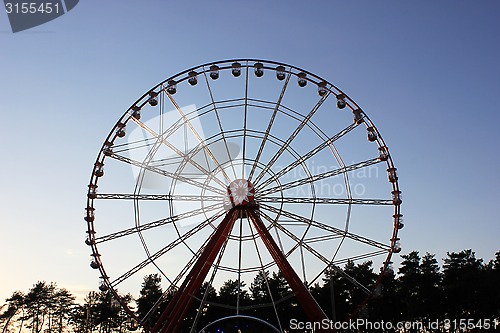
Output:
(150, 205), (334, 333)
(247, 208), (334, 331)
(151, 209), (239, 333)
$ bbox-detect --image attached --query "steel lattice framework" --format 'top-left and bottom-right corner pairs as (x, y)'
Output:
(84, 59), (403, 333)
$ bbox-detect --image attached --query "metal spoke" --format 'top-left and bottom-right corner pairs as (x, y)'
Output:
(144, 239), (213, 324)
(252, 92), (330, 185)
(189, 227), (232, 332)
(248, 70), (292, 181)
(96, 193), (222, 201)
(201, 70), (238, 180)
(307, 250), (388, 288)
(331, 250), (388, 266)
(257, 157), (381, 197)
(242, 63), (249, 180)
(257, 196), (392, 205)
(110, 210), (226, 287)
(142, 214), (233, 325)
(260, 210), (371, 294)
(95, 203), (223, 244)
(256, 121), (360, 190)
(163, 85), (232, 184)
(246, 218), (284, 331)
(170, 92), (231, 182)
(129, 112), (228, 189)
(237, 217), (243, 314)
(303, 234), (345, 244)
(259, 203), (390, 251)
(133, 166), (170, 286)
(112, 136), (158, 155)
(108, 152), (226, 196)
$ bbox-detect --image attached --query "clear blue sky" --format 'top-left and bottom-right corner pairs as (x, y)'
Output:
(1, 0), (499, 302)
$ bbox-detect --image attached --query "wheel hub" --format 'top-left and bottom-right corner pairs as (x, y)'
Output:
(226, 179), (255, 207)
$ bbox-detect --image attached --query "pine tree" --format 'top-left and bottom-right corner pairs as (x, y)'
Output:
(442, 249), (483, 318)
(0, 291), (25, 333)
(419, 253), (442, 321)
(137, 274), (163, 328)
(398, 251), (421, 320)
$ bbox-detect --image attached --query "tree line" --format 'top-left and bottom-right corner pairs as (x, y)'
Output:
(1, 249), (499, 333)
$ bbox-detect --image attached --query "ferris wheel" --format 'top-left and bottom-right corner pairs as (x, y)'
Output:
(84, 59), (403, 333)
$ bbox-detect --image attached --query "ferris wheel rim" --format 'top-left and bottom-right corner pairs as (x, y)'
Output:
(84, 58), (402, 329)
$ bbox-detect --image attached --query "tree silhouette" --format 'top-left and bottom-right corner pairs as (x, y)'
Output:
(442, 249), (483, 318)
(77, 291), (101, 333)
(2, 248), (500, 332)
(49, 287), (76, 333)
(184, 281), (218, 332)
(92, 291), (133, 333)
(492, 251), (500, 317)
(419, 253), (442, 321)
(216, 279), (250, 318)
(22, 281), (50, 332)
(250, 270), (271, 303)
(343, 260), (377, 318)
(0, 291), (24, 333)
(398, 251), (421, 320)
(249, 270), (294, 330)
(493, 251), (500, 270)
(137, 273), (163, 328)
(369, 266), (399, 324)
(0, 282), (77, 333)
